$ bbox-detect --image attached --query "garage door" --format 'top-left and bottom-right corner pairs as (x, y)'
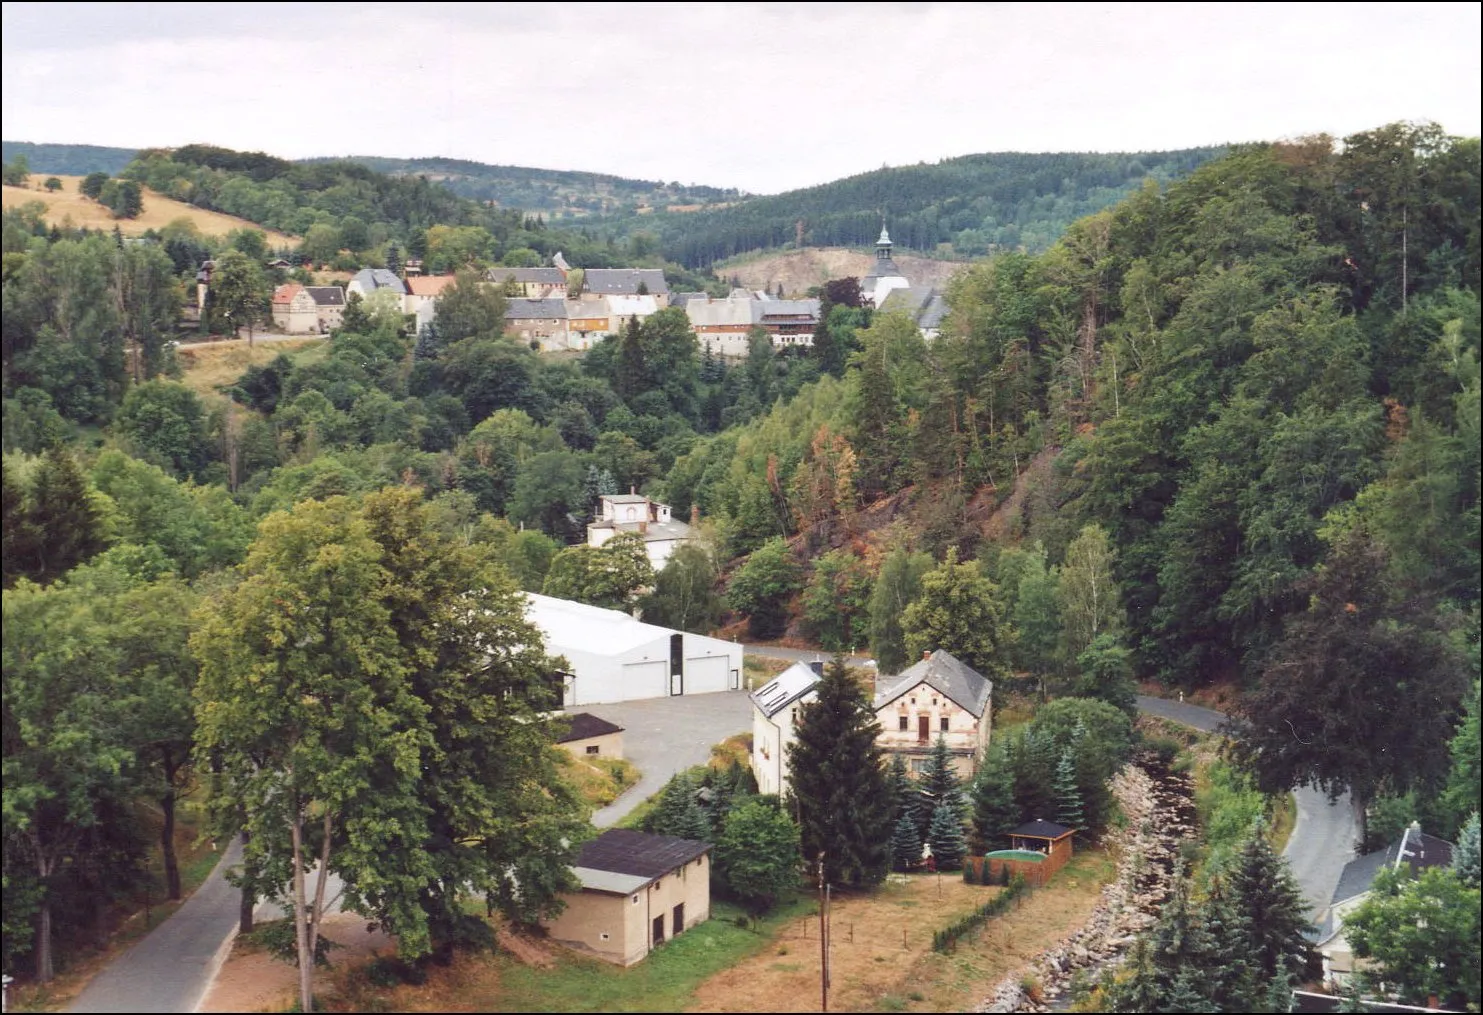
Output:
(621, 660), (668, 701)
(684, 655), (730, 695)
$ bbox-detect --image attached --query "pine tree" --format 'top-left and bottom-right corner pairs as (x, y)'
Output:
(917, 734), (965, 840)
(1452, 811), (1480, 888)
(644, 773), (712, 842)
(2, 459), (34, 589)
(1224, 824), (1314, 982)
(414, 320), (441, 361)
(385, 242), (402, 277)
(616, 316), (647, 402)
(970, 743), (1018, 852)
(927, 802), (968, 871)
(26, 445), (106, 583)
(812, 297), (845, 377)
(886, 753), (916, 830)
(787, 659), (891, 886)
(891, 811), (922, 872)
(1054, 748), (1084, 831)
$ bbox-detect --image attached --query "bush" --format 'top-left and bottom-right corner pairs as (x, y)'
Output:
(249, 918), (339, 967)
(932, 874), (1030, 951)
(363, 954), (427, 987)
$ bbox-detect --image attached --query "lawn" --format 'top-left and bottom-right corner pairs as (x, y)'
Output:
(2, 176), (297, 244)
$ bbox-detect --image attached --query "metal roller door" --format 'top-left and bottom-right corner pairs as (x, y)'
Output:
(621, 660), (668, 700)
(684, 655), (729, 695)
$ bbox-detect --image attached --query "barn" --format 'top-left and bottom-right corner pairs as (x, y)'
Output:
(525, 593), (743, 706)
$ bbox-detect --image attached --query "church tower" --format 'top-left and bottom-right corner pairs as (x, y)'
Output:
(861, 223), (910, 307)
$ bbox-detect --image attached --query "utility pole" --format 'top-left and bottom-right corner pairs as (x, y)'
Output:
(818, 852), (829, 1013)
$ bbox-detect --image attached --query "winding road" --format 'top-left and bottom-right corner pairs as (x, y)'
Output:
(65, 667), (1354, 1012)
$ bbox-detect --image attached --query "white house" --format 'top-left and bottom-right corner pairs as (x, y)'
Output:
(587, 493), (693, 571)
(1316, 822), (1455, 990)
(874, 649), (992, 778)
(878, 285), (948, 341)
(525, 593), (742, 706)
(860, 227), (911, 308)
(749, 662), (824, 796)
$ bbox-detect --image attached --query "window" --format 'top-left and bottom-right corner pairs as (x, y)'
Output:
(910, 697), (916, 705)
(600, 932), (611, 941)
(586, 745), (600, 755)
(932, 698), (938, 706)
(899, 716), (909, 731)
(940, 717), (950, 732)
(632, 895), (640, 905)
(910, 758), (929, 774)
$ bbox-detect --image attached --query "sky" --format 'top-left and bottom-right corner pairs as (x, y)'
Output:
(2, 2), (1479, 194)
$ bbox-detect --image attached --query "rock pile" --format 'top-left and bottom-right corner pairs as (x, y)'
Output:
(977, 758), (1196, 1013)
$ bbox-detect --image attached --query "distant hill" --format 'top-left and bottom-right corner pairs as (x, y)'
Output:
(2, 141), (137, 176)
(306, 155), (742, 218)
(645, 148), (1225, 267)
(718, 248), (968, 297)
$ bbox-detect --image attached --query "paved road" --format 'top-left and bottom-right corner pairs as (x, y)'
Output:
(580, 691), (753, 827)
(69, 840), (245, 1014)
(1136, 694), (1355, 917)
(739, 644), (873, 668)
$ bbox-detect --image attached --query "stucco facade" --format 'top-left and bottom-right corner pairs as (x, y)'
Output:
(873, 651), (992, 779)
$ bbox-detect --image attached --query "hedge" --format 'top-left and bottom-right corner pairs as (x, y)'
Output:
(931, 874), (1030, 952)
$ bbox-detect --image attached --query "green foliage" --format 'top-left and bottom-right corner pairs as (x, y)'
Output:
(1445, 680), (1482, 835)
(541, 532), (654, 611)
(114, 380), (212, 478)
(209, 248), (270, 338)
(800, 548), (872, 652)
(251, 918), (340, 968)
(1054, 749), (1085, 830)
(970, 743), (1019, 853)
(902, 549), (1013, 680)
(931, 874), (1030, 953)
(726, 536), (800, 640)
(1455, 812), (1481, 888)
(11, 445), (108, 584)
(868, 544), (933, 673)
(917, 735), (967, 839)
(891, 811), (922, 872)
(714, 799), (800, 915)
(434, 268), (507, 344)
(1072, 633), (1138, 715)
(927, 802), (968, 871)
(786, 659), (891, 887)
(641, 543), (721, 633)
(643, 773), (711, 843)
(1344, 865), (1481, 1010)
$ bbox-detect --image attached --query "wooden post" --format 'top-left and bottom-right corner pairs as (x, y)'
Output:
(818, 853), (828, 1013)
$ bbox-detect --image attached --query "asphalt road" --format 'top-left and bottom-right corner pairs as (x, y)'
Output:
(68, 839), (245, 1014)
(1136, 693), (1356, 917)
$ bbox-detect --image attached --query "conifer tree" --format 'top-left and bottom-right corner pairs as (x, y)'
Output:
(927, 802), (968, 871)
(26, 445), (106, 583)
(891, 811), (922, 872)
(1054, 748), (1085, 831)
(787, 659), (891, 886)
(385, 242), (401, 277)
(812, 297), (846, 377)
(886, 753), (916, 830)
(617, 316), (648, 402)
(970, 743), (1018, 852)
(1455, 812), (1481, 888)
(917, 734), (965, 840)
(644, 773), (712, 842)
(1224, 824), (1314, 983)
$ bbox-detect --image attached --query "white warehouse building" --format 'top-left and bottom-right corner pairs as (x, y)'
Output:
(525, 593), (743, 706)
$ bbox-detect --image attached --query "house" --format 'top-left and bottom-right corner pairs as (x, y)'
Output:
(606, 293), (661, 331)
(878, 285), (948, 340)
(684, 290), (821, 357)
(541, 828), (711, 966)
(566, 297), (614, 348)
(873, 650), (992, 778)
(524, 593), (742, 705)
(305, 286), (345, 332)
(271, 283), (319, 334)
(557, 712), (625, 759)
(587, 493), (692, 570)
(583, 268), (670, 306)
(1316, 822), (1455, 990)
(1291, 989), (1459, 1013)
(860, 226), (911, 308)
(750, 661), (824, 796)
(403, 274), (458, 316)
(488, 266), (568, 299)
(505, 298), (570, 350)
(346, 267), (408, 300)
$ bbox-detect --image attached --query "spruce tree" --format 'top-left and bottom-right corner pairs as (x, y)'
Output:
(644, 773), (712, 842)
(1454, 812), (1481, 888)
(787, 659), (891, 886)
(891, 811), (922, 872)
(26, 445), (106, 583)
(616, 316), (648, 402)
(1054, 748), (1085, 831)
(385, 242), (401, 277)
(812, 298), (844, 377)
(927, 802), (968, 871)
(2, 459), (33, 588)
(917, 734), (965, 840)
(886, 753), (916, 831)
(971, 743), (1019, 852)
(1224, 823), (1314, 983)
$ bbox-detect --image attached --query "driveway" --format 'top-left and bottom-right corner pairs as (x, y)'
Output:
(578, 690), (753, 827)
(1137, 694), (1355, 917)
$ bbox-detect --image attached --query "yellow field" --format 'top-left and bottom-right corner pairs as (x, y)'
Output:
(175, 337), (325, 399)
(2, 175), (298, 246)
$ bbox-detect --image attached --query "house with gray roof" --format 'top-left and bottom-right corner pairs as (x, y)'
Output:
(874, 649), (992, 778)
(488, 266), (569, 298)
(879, 284), (949, 340)
(583, 268), (670, 303)
(1316, 822), (1456, 990)
(586, 492), (692, 570)
(346, 267), (407, 300)
(750, 661), (826, 796)
(685, 291), (821, 357)
(504, 297), (569, 350)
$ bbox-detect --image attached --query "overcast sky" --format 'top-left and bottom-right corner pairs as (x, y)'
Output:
(2, 2), (1479, 194)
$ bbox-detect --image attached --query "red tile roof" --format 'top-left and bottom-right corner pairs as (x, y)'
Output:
(406, 275), (458, 297)
(272, 283), (304, 305)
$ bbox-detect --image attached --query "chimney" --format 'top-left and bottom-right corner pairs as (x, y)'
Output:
(922, 650), (932, 661)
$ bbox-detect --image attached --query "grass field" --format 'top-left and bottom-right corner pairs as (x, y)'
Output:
(2, 176), (298, 245)
(174, 337), (326, 400)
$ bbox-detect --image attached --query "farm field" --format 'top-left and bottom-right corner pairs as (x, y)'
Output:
(2, 175), (298, 245)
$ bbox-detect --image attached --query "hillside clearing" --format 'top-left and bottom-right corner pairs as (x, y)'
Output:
(2, 176), (298, 245)
(175, 337), (325, 400)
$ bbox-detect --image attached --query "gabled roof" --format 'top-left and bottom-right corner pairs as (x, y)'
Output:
(568, 297), (611, 321)
(1330, 823), (1455, 906)
(305, 286), (345, 306)
(488, 266), (566, 285)
(584, 268), (669, 296)
(750, 662), (821, 719)
(1011, 819), (1073, 839)
(505, 297), (568, 320)
(669, 291), (709, 309)
(525, 592), (674, 656)
(576, 828), (709, 886)
(879, 285), (947, 329)
(272, 283), (304, 305)
(874, 649), (991, 717)
(607, 294), (659, 317)
(406, 275), (457, 297)
(350, 267), (407, 293)
(557, 712), (624, 743)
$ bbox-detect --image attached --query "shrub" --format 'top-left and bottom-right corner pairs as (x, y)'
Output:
(932, 874), (1030, 951)
(250, 918), (339, 967)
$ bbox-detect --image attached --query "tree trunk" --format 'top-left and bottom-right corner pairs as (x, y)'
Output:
(161, 786), (181, 901)
(291, 806), (314, 1013)
(238, 829), (255, 935)
(35, 851), (55, 983)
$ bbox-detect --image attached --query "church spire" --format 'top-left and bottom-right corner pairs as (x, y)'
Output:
(876, 222), (892, 260)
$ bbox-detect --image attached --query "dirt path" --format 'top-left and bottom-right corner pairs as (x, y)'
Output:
(197, 913), (392, 1013)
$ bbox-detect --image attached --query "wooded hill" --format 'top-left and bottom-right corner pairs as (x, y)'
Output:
(1, 141), (137, 177)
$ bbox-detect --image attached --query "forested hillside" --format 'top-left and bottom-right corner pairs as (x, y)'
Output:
(1, 141), (137, 176)
(650, 148), (1224, 266)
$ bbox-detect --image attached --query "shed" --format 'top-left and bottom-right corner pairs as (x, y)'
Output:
(557, 712), (625, 759)
(525, 593), (742, 705)
(542, 828), (711, 966)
